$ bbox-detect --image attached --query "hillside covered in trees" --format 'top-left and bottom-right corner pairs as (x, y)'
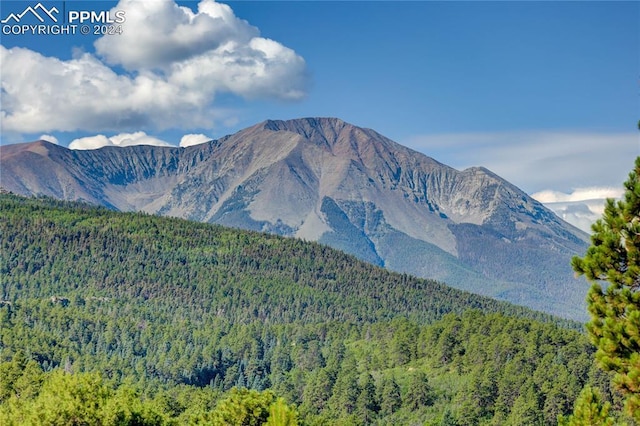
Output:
(0, 194), (635, 424)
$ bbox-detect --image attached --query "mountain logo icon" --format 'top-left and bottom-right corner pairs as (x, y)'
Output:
(1, 2), (59, 24)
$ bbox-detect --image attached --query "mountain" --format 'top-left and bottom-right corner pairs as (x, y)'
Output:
(0, 117), (590, 320)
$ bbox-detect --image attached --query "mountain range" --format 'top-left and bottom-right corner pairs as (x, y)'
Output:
(0, 117), (590, 320)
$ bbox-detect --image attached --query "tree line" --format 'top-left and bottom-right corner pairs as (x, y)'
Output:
(0, 194), (637, 424)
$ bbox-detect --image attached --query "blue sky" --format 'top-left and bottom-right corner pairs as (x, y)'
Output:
(1, 0), (638, 230)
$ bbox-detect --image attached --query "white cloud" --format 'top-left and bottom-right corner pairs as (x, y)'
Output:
(0, 45), (211, 133)
(168, 37), (307, 100)
(531, 187), (624, 234)
(69, 132), (172, 150)
(1, 0), (308, 134)
(111, 132), (173, 147)
(95, 0), (257, 71)
(180, 134), (211, 147)
(531, 187), (623, 204)
(39, 134), (58, 144)
(405, 131), (639, 194)
(544, 201), (602, 234)
(69, 135), (112, 150)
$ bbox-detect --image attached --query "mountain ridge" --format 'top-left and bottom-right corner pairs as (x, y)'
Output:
(0, 117), (590, 319)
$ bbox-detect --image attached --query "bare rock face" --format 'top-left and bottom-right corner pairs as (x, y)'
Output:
(0, 118), (590, 320)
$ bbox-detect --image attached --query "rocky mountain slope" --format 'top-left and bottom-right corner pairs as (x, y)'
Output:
(0, 117), (590, 319)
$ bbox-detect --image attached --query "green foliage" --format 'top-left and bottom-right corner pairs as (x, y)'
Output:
(0, 194), (631, 425)
(0, 306), (620, 425)
(558, 385), (615, 426)
(0, 359), (299, 426)
(0, 367), (164, 426)
(300, 369), (333, 415)
(212, 388), (276, 426)
(0, 193), (574, 327)
(505, 383), (543, 425)
(355, 373), (378, 423)
(0, 351), (43, 403)
(378, 375), (401, 416)
(327, 353), (359, 418)
(266, 397), (299, 426)
(404, 370), (433, 410)
(572, 157), (640, 419)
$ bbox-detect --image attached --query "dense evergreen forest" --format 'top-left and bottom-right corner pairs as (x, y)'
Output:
(0, 194), (635, 424)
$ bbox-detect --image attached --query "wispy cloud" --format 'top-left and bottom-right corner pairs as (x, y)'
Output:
(405, 131), (638, 194)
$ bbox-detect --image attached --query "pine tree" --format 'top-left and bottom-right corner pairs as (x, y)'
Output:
(0, 351), (28, 402)
(439, 408), (458, 426)
(302, 369), (333, 414)
(572, 157), (640, 420)
(355, 373), (379, 424)
(266, 397), (299, 426)
(213, 387), (275, 426)
(327, 354), (360, 417)
(557, 385), (615, 426)
(379, 375), (401, 416)
(504, 383), (542, 426)
(404, 370), (433, 410)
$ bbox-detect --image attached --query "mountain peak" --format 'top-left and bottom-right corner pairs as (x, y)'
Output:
(262, 117), (350, 133)
(0, 117), (590, 319)
(34, 139), (57, 146)
(0, 139), (60, 158)
(255, 117), (409, 164)
(259, 117), (355, 148)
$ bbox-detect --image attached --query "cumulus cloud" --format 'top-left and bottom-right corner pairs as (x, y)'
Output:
(69, 135), (113, 150)
(39, 134), (58, 144)
(167, 37), (308, 100)
(180, 134), (212, 147)
(69, 132), (172, 150)
(95, 0), (257, 71)
(1, 46), (198, 133)
(531, 187), (624, 233)
(1, 0), (308, 134)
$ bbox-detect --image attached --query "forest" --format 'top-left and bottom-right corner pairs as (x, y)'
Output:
(0, 194), (635, 425)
